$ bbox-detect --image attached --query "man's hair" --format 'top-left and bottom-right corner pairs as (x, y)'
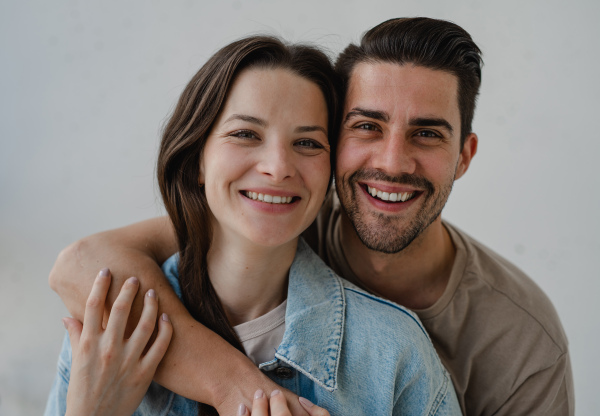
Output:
(335, 17), (483, 146)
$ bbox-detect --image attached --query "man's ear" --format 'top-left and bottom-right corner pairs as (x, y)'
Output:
(455, 133), (478, 180)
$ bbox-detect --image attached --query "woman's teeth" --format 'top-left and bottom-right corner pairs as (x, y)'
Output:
(367, 185), (415, 202)
(244, 191), (293, 204)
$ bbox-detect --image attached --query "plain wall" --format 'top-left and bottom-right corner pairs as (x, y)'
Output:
(1, 0), (598, 414)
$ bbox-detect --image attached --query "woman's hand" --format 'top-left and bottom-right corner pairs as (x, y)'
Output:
(240, 389), (330, 416)
(63, 269), (173, 416)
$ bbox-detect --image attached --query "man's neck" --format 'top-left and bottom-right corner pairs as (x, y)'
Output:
(339, 214), (456, 310)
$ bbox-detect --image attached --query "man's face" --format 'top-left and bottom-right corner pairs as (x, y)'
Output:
(335, 62), (475, 254)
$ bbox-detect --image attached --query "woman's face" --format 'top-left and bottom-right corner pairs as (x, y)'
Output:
(200, 68), (330, 248)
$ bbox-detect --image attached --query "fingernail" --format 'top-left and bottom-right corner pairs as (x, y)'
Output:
(237, 403), (246, 416)
(271, 389), (281, 397)
(299, 397), (314, 408)
(62, 318), (68, 329)
(128, 276), (139, 285)
(161, 313), (169, 322)
(147, 289), (156, 298)
(98, 268), (110, 278)
(254, 389), (264, 399)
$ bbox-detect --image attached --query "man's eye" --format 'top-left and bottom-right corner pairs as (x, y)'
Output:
(415, 130), (441, 138)
(355, 123), (379, 131)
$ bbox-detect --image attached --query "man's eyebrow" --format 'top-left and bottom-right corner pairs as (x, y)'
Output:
(409, 117), (454, 134)
(224, 114), (267, 127)
(295, 125), (328, 135)
(344, 107), (389, 123)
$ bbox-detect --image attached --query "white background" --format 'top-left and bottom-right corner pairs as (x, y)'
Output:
(1, 0), (599, 414)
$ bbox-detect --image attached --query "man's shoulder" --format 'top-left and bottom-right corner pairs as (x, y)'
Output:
(446, 221), (567, 344)
(448, 222), (565, 340)
(437, 222), (573, 415)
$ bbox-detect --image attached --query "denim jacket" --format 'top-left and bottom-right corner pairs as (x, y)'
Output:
(45, 238), (461, 415)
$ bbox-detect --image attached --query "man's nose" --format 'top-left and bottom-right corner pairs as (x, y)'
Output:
(370, 133), (416, 176)
(256, 140), (295, 182)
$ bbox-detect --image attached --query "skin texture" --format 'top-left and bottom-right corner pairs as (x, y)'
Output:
(200, 68), (331, 326)
(63, 270), (172, 416)
(336, 62), (477, 310)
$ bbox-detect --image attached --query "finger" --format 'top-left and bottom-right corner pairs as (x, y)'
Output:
(238, 403), (249, 416)
(269, 390), (292, 416)
(250, 389), (269, 416)
(105, 276), (139, 339)
(298, 397), (329, 416)
(82, 268), (112, 335)
(141, 312), (173, 370)
(127, 289), (159, 354)
(63, 317), (83, 351)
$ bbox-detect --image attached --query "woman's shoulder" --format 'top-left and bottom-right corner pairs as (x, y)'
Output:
(160, 253), (182, 299)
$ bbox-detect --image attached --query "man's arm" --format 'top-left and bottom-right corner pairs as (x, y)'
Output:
(49, 217), (308, 415)
(493, 352), (574, 416)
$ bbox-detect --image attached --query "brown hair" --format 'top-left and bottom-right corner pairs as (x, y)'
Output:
(157, 35), (340, 414)
(336, 17), (483, 146)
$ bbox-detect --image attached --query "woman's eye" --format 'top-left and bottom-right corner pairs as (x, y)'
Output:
(295, 139), (324, 149)
(231, 130), (258, 140)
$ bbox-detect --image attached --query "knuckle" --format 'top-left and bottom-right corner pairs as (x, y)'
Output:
(137, 320), (156, 335)
(86, 295), (103, 309)
(111, 300), (130, 314)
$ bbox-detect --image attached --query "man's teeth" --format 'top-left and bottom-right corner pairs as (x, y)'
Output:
(367, 185), (415, 202)
(245, 191), (293, 204)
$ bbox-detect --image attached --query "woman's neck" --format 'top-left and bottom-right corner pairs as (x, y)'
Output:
(206, 230), (297, 327)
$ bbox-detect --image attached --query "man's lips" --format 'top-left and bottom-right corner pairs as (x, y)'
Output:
(361, 183), (419, 203)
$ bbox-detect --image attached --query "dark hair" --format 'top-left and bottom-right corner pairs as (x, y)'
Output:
(157, 35), (340, 415)
(335, 17), (483, 146)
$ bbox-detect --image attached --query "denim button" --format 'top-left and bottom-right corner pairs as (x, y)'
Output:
(275, 367), (294, 379)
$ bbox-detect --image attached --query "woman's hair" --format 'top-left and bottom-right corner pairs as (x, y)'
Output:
(157, 36), (340, 413)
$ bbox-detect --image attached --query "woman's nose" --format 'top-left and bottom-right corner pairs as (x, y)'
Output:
(256, 140), (295, 182)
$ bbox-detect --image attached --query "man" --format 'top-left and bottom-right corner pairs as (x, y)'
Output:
(50, 17), (573, 415)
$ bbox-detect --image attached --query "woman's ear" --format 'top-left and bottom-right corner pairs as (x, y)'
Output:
(198, 158), (205, 187)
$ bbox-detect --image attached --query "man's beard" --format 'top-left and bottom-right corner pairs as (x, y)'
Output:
(337, 169), (454, 254)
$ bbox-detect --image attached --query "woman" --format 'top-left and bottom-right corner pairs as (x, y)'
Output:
(46, 35), (460, 415)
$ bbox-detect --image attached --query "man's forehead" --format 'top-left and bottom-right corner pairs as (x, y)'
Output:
(344, 61), (460, 121)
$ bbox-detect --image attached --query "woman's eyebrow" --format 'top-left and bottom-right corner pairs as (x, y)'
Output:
(224, 114), (267, 127)
(295, 125), (327, 135)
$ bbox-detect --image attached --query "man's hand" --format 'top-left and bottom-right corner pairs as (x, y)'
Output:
(240, 389), (329, 416)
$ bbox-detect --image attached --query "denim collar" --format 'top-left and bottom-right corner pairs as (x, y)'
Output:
(267, 238), (345, 392)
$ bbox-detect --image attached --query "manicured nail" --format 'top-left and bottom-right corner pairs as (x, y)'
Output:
(161, 313), (169, 322)
(98, 268), (110, 278)
(299, 397), (314, 408)
(147, 289), (156, 298)
(128, 276), (139, 285)
(254, 389), (264, 399)
(62, 318), (68, 329)
(271, 389), (281, 397)
(237, 403), (246, 416)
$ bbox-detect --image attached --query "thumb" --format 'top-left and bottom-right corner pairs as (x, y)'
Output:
(62, 317), (83, 350)
(298, 397), (330, 416)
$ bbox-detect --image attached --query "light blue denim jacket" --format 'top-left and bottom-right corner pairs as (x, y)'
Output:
(45, 238), (461, 415)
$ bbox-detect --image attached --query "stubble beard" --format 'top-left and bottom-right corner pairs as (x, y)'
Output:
(337, 169), (455, 254)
